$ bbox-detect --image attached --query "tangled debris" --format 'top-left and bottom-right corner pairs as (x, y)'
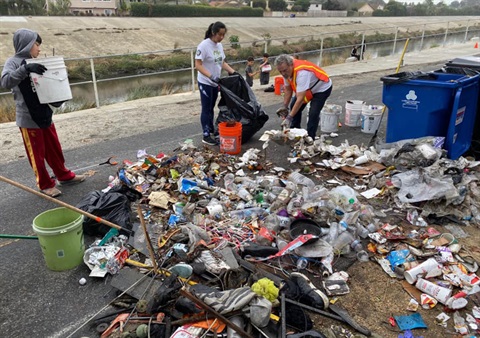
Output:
(76, 133), (480, 338)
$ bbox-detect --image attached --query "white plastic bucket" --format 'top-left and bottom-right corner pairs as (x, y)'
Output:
(26, 56), (72, 104)
(361, 104), (384, 134)
(345, 100), (365, 127)
(320, 104), (342, 133)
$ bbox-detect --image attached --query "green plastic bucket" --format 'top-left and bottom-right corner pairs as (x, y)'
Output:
(32, 207), (85, 271)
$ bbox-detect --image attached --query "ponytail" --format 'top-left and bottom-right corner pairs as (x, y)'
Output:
(204, 23), (214, 39)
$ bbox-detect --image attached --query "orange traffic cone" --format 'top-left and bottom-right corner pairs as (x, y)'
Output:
(475, 42), (479, 49)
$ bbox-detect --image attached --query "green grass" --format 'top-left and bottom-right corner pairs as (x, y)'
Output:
(127, 86), (158, 101)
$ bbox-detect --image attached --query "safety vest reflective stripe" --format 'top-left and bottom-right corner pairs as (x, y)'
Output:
(287, 59), (329, 93)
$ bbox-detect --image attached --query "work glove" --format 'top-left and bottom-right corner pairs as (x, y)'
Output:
(281, 115), (293, 129)
(276, 107), (289, 119)
(25, 63), (47, 75)
(209, 75), (220, 83)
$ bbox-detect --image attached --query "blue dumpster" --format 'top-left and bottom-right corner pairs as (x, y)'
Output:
(382, 72), (480, 160)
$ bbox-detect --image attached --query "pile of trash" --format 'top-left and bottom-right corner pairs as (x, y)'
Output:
(75, 133), (480, 338)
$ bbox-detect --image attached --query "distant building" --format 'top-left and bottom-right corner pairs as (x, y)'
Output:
(357, 3), (384, 16)
(69, 0), (119, 16)
(308, 3), (322, 15)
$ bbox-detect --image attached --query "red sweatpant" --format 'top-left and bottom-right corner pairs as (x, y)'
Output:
(20, 124), (75, 190)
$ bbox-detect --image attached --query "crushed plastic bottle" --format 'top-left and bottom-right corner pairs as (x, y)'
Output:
(288, 171), (316, 188)
(236, 176), (258, 190)
(230, 207), (266, 219)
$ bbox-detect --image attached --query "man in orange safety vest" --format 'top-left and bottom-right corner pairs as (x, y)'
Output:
(275, 54), (333, 139)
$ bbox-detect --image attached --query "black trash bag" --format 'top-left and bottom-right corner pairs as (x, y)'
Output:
(76, 185), (142, 237)
(438, 66), (480, 76)
(216, 74), (269, 143)
(381, 71), (437, 84)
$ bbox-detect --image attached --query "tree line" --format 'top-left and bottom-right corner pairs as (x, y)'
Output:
(1, 0), (479, 16)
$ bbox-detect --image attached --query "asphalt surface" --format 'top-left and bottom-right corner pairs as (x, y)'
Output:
(0, 42), (479, 337)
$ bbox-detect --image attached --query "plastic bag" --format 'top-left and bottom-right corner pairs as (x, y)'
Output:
(76, 185), (141, 237)
(216, 74), (269, 143)
(391, 168), (458, 203)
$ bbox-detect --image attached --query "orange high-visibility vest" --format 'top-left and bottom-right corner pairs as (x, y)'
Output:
(287, 59), (330, 103)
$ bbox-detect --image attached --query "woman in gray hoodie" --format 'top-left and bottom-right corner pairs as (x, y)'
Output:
(1, 29), (85, 197)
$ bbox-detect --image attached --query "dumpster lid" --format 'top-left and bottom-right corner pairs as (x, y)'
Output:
(446, 56), (480, 68)
(381, 71), (437, 84)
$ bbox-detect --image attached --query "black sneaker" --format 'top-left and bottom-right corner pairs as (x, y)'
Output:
(202, 135), (218, 146)
(290, 272), (329, 309)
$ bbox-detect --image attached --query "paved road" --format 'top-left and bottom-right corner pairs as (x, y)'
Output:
(0, 42), (479, 337)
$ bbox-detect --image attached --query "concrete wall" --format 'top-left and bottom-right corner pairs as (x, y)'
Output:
(307, 10), (348, 17)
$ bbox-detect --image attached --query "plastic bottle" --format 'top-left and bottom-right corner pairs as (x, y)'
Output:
(350, 239), (363, 252)
(269, 188), (292, 211)
(332, 231), (354, 254)
(224, 173), (237, 192)
(325, 222), (339, 244)
(236, 187), (253, 201)
(366, 223), (379, 233)
(338, 220), (348, 234)
(236, 177), (258, 190)
(288, 172), (315, 188)
(296, 257), (308, 270)
(287, 195), (304, 214)
(356, 223), (369, 239)
(307, 186), (329, 201)
(330, 185), (358, 212)
(230, 207), (266, 219)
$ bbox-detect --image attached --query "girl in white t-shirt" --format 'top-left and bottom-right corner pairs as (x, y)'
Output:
(195, 21), (236, 146)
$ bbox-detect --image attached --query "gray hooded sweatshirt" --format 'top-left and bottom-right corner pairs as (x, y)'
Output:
(1, 28), (53, 128)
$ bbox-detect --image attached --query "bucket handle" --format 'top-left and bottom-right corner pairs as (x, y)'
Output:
(40, 75), (69, 81)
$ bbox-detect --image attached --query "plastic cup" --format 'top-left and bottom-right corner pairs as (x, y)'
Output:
(404, 258), (442, 284)
(356, 250), (369, 262)
(206, 204), (223, 215)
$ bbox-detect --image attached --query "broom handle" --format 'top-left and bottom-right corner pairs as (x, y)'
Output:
(380, 38), (410, 115)
(0, 175), (123, 232)
(396, 38), (410, 74)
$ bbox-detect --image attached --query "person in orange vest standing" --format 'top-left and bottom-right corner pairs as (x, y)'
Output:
(275, 54), (333, 139)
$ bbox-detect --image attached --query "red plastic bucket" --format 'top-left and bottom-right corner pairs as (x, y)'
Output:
(219, 122), (242, 155)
